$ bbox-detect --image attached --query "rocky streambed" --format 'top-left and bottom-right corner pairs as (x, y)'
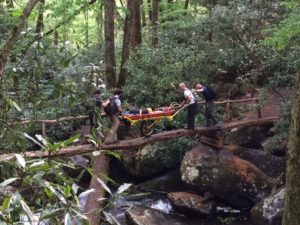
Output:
(79, 124), (286, 225)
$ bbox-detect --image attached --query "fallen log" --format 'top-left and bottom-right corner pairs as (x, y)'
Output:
(84, 153), (110, 225)
(0, 117), (278, 162)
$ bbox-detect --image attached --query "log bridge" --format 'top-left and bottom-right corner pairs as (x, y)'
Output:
(1, 95), (276, 161)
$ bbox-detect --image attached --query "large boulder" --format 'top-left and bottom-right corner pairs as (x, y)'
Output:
(225, 145), (285, 178)
(126, 205), (187, 225)
(138, 170), (188, 192)
(167, 192), (215, 216)
(250, 188), (284, 225)
(121, 138), (197, 178)
(180, 144), (273, 208)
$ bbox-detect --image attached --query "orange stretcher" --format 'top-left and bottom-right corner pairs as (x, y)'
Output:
(120, 102), (186, 136)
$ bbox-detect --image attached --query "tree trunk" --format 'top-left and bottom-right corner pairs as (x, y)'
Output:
(184, 0), (189, 9)
(141, 0), (146, 27)
(96, 2), (104, 42)
(84, 9), (89, 48)
(283, 72), (300, 225)
(84, 153), (110, 225)
(104, 0), (117, 88)
(130, 0), (142, 49)
(117, 0), (134, 88)
(0, 0), (41, 77)
(147, 0), (152, 22)
(151, 0), (158, 47)
(6, 0), (14, 8)
(54, 30), (59, 47)
(35, 0), (45, 34)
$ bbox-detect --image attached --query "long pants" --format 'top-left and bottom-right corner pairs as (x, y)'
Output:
(187, 103), (197, 130)
(104, 115), (119, 143)
(205, 101), (217, 127)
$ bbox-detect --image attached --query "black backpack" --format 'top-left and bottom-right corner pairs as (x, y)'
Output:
(205, 85), (217, 100)
(103, 97), (118, 116)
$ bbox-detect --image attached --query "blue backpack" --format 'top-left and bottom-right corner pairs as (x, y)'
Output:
(205, 85), (217, 99)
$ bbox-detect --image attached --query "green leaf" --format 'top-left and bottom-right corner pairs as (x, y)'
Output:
(103, 211), (121, 225)
(64, 185), (71, 198)
(62, 134), (81, 146)
(23, 133), (44, 149)
(2, 197), (11, 211)
(15, 154), (26, 169)
(96, 178), (112, 196)
(11, 100), (22, 112)
(40, 208), (64, 220)
(64, 213), (73, 225)
(20, 200), (39, 224)
(117, 183), (132, 195)
(0, 178), (19, 188)
(41, 180), (67, 204)
(44, 187), (53, 198)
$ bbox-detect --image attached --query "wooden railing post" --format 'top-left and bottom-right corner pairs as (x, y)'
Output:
(41, 122), (46, 137)
(225, 102), (232, 122)
(256, 99), (262, 118)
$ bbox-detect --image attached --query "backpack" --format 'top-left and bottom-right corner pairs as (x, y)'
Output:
(205, 85), (217, 100)
(103, 97), (118, 116)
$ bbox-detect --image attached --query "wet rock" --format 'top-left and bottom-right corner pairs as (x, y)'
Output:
(121, 145), (171, 178)
(126, 205), (187, 225)
(225, 145), (285, 178)
(250, 187), (284, 225)
(167, 192), (215, 215)
(224, 126), (270, 148)
(138, 170), (188, 192)
(180, 144), (273, 208)
(262, 138), (287, 156)
(63, 155), (90, 179)
(121, 138), (196, 178)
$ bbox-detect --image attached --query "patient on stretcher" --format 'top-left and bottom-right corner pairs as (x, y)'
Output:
(124, 107), (173, 115)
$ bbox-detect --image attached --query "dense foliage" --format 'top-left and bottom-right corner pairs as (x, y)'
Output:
(1, 0), (300, 224)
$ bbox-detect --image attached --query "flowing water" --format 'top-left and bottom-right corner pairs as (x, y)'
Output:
(103, 192), (255, 225)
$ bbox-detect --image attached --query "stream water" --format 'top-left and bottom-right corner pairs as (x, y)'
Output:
(102, 190), (255, 225)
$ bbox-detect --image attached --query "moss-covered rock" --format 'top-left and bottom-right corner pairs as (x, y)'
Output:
(250, 188), (284, 225)
(167, 192), (215, 215)
(180, 144), (273, 208)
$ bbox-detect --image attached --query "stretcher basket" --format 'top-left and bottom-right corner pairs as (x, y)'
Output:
(120, 102), (185, 136)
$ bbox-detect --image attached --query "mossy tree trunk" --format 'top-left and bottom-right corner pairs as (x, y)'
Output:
(0, 0), (40, 77)
(104, 0), (117, 88)
(118, 0), (134, 88)
(283, 72), (300, 225)
(151, 0), (158, 47)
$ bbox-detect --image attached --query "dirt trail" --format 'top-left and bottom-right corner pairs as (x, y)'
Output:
(242, 88), (290, 120)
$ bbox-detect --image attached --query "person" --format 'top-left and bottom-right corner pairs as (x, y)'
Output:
(195, 82), (217, 127)
(178, 82), (198, 130)
(87, 89), (103, 132)
(104, 89), (123, 144)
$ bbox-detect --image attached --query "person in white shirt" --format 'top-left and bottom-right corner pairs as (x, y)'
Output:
(178, 83), (198, 130)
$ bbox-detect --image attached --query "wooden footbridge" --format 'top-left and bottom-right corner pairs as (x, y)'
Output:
(1, 97), (278, 161)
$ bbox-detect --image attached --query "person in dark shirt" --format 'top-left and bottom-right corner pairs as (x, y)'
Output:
(195, 83), (217, 127)
(88, 89), (103, 132)
(104, 89), (123, 144)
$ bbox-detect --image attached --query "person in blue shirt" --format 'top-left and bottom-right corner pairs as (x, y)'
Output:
(195, 83), (217, 127)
